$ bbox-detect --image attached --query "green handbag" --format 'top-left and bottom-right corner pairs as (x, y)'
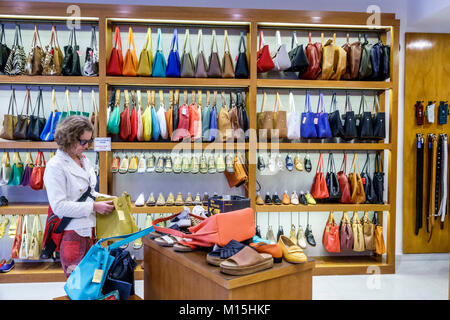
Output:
(358, 34), (373, 80)
(8, 152), (24, 186)
(107, 90), (121, 135)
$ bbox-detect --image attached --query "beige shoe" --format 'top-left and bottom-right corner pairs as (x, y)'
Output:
(185, 192), (193, 206)
(146, 193), (156, 206)
(146, 153), (155, 173)
(216, 154), (226, 173)
(208, 155), (216, 173)
(175, 193), (184, 206)
(118, 154), (129, 174)
(193, 193), (202, 205)
(166, 192), (175, 206)
(137, 153), (146, 173)
(128, 154), (138, 173)
(164, 155), (173, 173)
(255, 192), (264, 205)
(294, 154), (304, 171)
(190, 155), (199, 174)
(156, 193), (166, 206)
(0, 218), (10, 239)
(199, 154), (208, 174)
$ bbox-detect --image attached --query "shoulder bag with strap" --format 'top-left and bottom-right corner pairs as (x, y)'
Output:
(357, 93), (374, 139)
(82, 26), (99, 77)
(315, 92), (332, 138)
(358, 34), (373, 80)
(181, 29), (195, 78)
(166, 28), (181, 77)
(342, 92), (357, 140)
(207, 29), (222, 77)
(0, 24), (11, 74)
(286, 91), (300, 140)
(322, 212), (340, 253)
(300, 32), (321, 80)
(235, 31), (249, 78)
(286, 31), (309, 74)
(119, 90), (131, 141)
(372, 94), (386, 139)
(137, 27), (152, 76)
(361, 152), (376, 204)
(348, 154), (366, 204)
(351, 213), (365, 252)
(218, 91), (232, 141)
(222, 30), (235, 78)
(273, 92), (287, 140)
(326, 153), (341, 202)
(195, 29), (208, 78)
(152, 28), (166, 77)
(5, 24), (26, 75)
(122, 27), (138, 76)
(62, 27), (81, 76)
(201, 91), (211, 141)
(337, 153), (352, 204)
(342, 33), (362, 80)
(0, 88), (18, 140)
(301, 91), (317, 139)
(310, 153), (329, 200)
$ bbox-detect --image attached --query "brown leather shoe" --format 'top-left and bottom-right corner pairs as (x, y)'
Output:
(175, 192), (184, 206)
(282, 191), (290, 205)
(256, 192), (264, 205)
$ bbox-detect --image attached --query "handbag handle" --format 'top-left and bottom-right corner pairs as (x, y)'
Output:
(113, 26), (122, 51)
(98, 226), (155, 249)
(182, 29), (192, 55)
(170, 28), (178, 52)
(327, 153), (337, 174)
(221, 91), (227, 109)
(31, 88), (44, 117)
(131, 90), (136, 110)
(211, 29), (218, 53)
(65, 89), (72, 113)
(156, 28), (163, 52)
(317, 92), (325, 113)
(25, 152), (33, 166)
(198, 90), (202, 107)
(159, 90), (165, 109)
(258, 30), (266, 50)
(0, 24), (5, 44)
(375, 152), (383, 174)
(143, 27), (152, 51)
(316, 153), (324, 174)
(51, 89), (59, 113)
(308, 32), (312, 44)
(330, 93), (338, 112)
(291, 31), (298, 50)
(373, 94), (381, 113)
(20, 88), (32, 116)
(345, 92), (353, 112)
(274, 92), (283, 112)
(358, 93), (368, 115)
(361, 152), (370, 174)
(137, 89), (143, 111)
(90, 26), (98, 51)
(32, 24), (43, 49)
(350, 153), (359, 174)
(13, 24), (23, 47)
(213, 90), (217, 107)
(238, 31), (246, 53)
(260, 92), (268, 112)
(197, 29), (205, 54)
(78, 89), (85, 113)
(91, 89), (98, 115)
(224, 29), (231, 54)
(304, 91), (312, 112)
(340, 152), (347, 173)
(276, 30), (283, 48)
(289, 92), (296, 112)
(7, 88), (18, 117)
(127, 27), (136, 52)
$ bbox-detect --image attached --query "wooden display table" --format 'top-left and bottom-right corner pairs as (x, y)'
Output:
(143, 236), (315, 300)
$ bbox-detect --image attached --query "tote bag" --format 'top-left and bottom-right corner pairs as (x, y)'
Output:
(61, 27), (81, 76)
(0, 89), (18, 140)
(257, 92), (273, 141)
(235, 31), (249, 78)
(329, 33), (347, 81)
(136, 90), (144, 141)
(25, 24), (44, 76)
(300, 32), (321, 80)
(119, 90), (131, 141)
(272, 30), (291, 71)
(207, 30), (222, 77)
(40, 89), (61, 142)
(315, 92), (332, 138)
(343, 92), (357, 140)
(27, 88), (46, 141)
(202, 91), (211, 141)
(151, 103), (161, 141)
(328, 93), (344, 138)
(0, 152), (11, 186)
(20, 152), (33, 187)
(337, 153), (352, 204)
(301, 92), (317, 138)
(340, 213), (353, 251)
(218, 91), (232, 142)
(142, 91), (152, 141)
(208, 92), (218, 142)
(286, 92), (300, 140)
(351, 213), (365, 252)
(257, 30), (274, 73)
(222, 30), (235, 78)
(195, 29), (208, 78)
(107, 90), (120, 135)
(152, 28), (166, 77)
(5, 25), (26, 75)
(310, 153), (329, 200)
(82, 26), (99, 77)
(8, 152), (24, 186)
(357, 94), (374, 139)
(166, 28), (181, 77)
(181, 29), (195, 78)
(372, 95), (386, 140)
(106, 26), (123, 76)
(122, 27), (138, 76)
(137, 28), (153, 76)
(157, 90), (168, 140)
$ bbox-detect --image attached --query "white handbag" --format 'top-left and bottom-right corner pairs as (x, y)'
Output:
(157, 90), (168, 140)
(19, 215), (29, 259)
(0, 152), (11, 186)
(287, 92), (301, 140)
(28, 215), (43, 260)
(272, 30), (291, 71)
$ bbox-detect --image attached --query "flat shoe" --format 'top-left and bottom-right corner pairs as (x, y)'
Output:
(146, 193), (156, 206)
(111, 154), (120, 173)
(219, 246), (273, 275)
(137, 154), (146, 173)
(154, 234), (180, 247)
(206, 240), (245, 266)
(278, 235), (307, 263)
(146, 154), (155, 173)
(249, 242), (282, 263)
(135, 193), (145, 207)
(118, 155), (129, 174)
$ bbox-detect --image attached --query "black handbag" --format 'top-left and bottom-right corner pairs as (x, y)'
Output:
(361, 153), (376, 204)
(13, 88), (32, 140)
(240, 91), (250, 140)
(372, 95), (386, 139)
(342, 92), (357, 140)
(26, 89), (46, 141)
(62, 28), (81, 76)
(0, 24), (11, 74)
(358, 34), (373, 80)
(326, 153), (341, 202)
(369, 38), (382, 80)
(328, 93), (344, 138)
(373, 152), (384, 204)
(379, 42), (390, 80)
(286, 31), (309, 74)
(357, 94), (374, 139)
(102, 248), (137, 300)
(235, 32), (249, 78)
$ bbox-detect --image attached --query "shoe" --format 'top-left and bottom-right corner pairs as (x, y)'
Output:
(208, 155), (216, 173)
(285, 154), (294, 171)
(193, 193), (202, 205)
(118, 154), (129, 174)
(225, 154), (234, 173)
(128, 154), (138, 173)
(255, 225), (262, 238)
(185, 192), (193, 206)
(182, 155), (191, 173)
(145, 214), (153, 228)
(272, 192), (281, 205)
(146, 154), (155, 173)
(146, 193), (156, 206)
(297, 225), (307, 249)
(256, 192), (264, 205)
(202, 192), (209, 206)
(155, 155), (165, 173)
(305, 224), (316, 246)
(305, 192), (316, 205)
(281, 191), (290, 205)
(164, 155), (173, 173)
(216, 154), (226, 173)
(133, 228), (143, 249)
(175, 192), (184, 206)
(0, 259), (15, 273)
(289, 224), (297, 245)
(276, 153), (284, 171)
(173, 154), (182, 173)
(294, 154), (304, 171)
(199, 154), (208, 174)
(264, 192), (272, 205)
(299, 192), (308, 205)
(290, 191), (299, 205)
(278, 235), (307, 263)
(135, 193), (145, 207)
(266, 225), (276, 244)
(249, 242), (283, 263)
(156, 193), (166, 206)
(268, 154), (276, 173)
(0, 196), (7, 207)
(276, 225), (284, 242)
(0, 218), (9, 239)
(304, 154), (312, 172)
(190, 155), (199, 174)
(257, 155), (265, 171)
(137, 153), (146, 173)
(111, 153), (120, 173)
(166, 192), (175, 206)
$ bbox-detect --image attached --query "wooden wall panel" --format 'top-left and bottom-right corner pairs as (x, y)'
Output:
(403, 33), (450, 253)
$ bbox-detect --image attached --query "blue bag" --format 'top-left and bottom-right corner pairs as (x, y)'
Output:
(166, 28), (181, 77)
(40, 89), (62, 142)
(64, 226), (154, 300)
(208, 105), (218, 141)
(152, 28), (166, 77)
(316, 93), (332, 138)
(151, 106), (160, 141)
(300, 92), (317, 138)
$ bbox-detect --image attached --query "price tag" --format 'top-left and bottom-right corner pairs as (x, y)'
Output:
(182, 107), (187, 116)
(94, 138), (111, 152)
(117, 210), (125, 221)
(92, 269), (103, 283)
(313, 118), (318, 125)
(302, 117), (306, 124)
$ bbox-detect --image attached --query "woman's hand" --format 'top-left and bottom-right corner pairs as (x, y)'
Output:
(94, 200), (115, 215)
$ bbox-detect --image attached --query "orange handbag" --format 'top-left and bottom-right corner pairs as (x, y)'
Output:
(224, 152), (248, 189)
(348, 154), (366, 204)
(322, 212), (340, 253)
(122, 27), (138, 76)
(310, 153), (329, 200)
(11, 215), (24, 259)
(30, 151), (46, 190)
(188, 91), (200, 138)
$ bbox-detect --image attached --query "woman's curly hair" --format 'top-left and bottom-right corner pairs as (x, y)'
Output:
(54, 116), (94, 152)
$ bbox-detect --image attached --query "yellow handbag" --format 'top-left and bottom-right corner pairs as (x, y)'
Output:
(142, 90), (152, 141)
(28, 214), (43, 260)
(122, 27), (138, 76)
(218, 91), (232, 141)
(330, 33), (347, 80)
(137, 27), (153, 76)
(351, 212), (365, 252)
(95, 192), (138, 239)
(320, 33), (335, 80)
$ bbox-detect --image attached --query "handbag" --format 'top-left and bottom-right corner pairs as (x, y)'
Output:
(348, 154), (366, 204)
(342, 33), (362, 80)
(172, 89), (179, 137)
(202, 91), (211, 141)
(228, 92), (242, 140)
(257, 92), (273, 141)
(180, 29), (195, 77)
(60, 89), (71, 121)
(166, 28), (181, 77)
(40, 89), (61, 142)
(361, 212), (376, 250)
(11, 215), (23, 259)
(28, 214), (43, 260)
(65, 226), (153, 300)
(322, 212), (340, 253)
(122, 27), (138, 76)
(208, 92), (218, 142)
(369, 37), (382, 80)
(20, 152), (33, 187)
(372, 95), (386, 139)
(25, 24), (44, 76)
(127, 91), (138, 142)
(90, 89), (99, 138)
(235, 31), (249, 78)
(152, 28), (166, 77)
(0, 152), (11, 186)
(136, 90), (144, 141)
(165, 90), (173, 140)
(42, 25), (64, 76)
(240, 91), (250, 140)
(0, 24), (11, 74)
(5, 24), (26, 75)
(257, 30), (274, 73)
(329, 33), (347, 81)
(30, 151), (46, 190)
(142, 90), (152, 141)
(272, 30), (291, 71)
(222, 30), (235, 78)
(319, 33), (334, 80)
(310, 153), (329, 200)
(119, 90), (131, 141)
(82, 26), (99, 77)
(207, 29), (222, 77)
(357, 94), (374, 139)
(61, 27), (81, 76)
(337, 153), (352, 204)
(151, 92), (161, 141)
(273, 92), (287, 140)
(136, 27), (153, 76)
(373, 152), (384, 204)
(372, 213), (386, 255)
(315, 92), (332, 138)
(102, 247), (137, 300)
(0, 88), (18, 140)
(157, 90), (168, 140)
(106, 26), (123, 76)
(300, 32), (321, 80)
(224, 152), (248, 188)
(342, 92), (357, 140)
(286, 92), (300, 140)
(361, 153), (376, 204)
(194, 90), (203, 141)
(325, 153), (341, 201)
(194, 29), (208, 78)
(358, 34), (373, 80)
(340, 213), (353, 251)
(379, 40), (390, 81)
(438, 101), (448, 125)
(328, 93), (344, 138)
(78, 89), (90, 118)
(107, 90), (120, 135)
(351, 213), (365, 252)
(218, 91), (232, 141)
(286, 31), (309, 74)
(301, 92), (317, 138)
(8, 152), (24, 186)
(27, 88), (46, 140)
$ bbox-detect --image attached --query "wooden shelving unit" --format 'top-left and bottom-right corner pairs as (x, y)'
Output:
(0, 2), (400, 280)
(256, 204), (390, 213)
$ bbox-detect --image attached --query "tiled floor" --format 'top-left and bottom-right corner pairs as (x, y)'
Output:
(0, 254), (448, 300)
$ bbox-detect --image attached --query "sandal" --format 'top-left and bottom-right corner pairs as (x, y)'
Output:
(154, 234), (180, 247)
(219, 246), (273, 276)
(206, 240), (245, 266)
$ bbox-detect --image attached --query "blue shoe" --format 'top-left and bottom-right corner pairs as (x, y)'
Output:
(0, 259), (14, 273)
(252, 235), (271, 244)
(285, 154), (294, 171)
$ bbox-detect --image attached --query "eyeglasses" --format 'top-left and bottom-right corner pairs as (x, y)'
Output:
(78, 138), (94, 146)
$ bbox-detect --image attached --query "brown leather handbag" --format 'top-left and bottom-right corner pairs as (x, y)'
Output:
(340, 212), (354, 251)
(348, 154), (366, 204)
(25, 24), (44, 76)
(0, 89), (18, 140)
(322, 212), (340, 253)
(228, 92), (242, 140)
(320, 33), (334, 80)
(207, 30), (222, 77)
(42, 25), (64, 76)
(224, 152), (248, 189)
(300, 32), (322, 80)
(218, 91), (232, 141)
(373, 212), (386, 255)
(122, 27), (138, 76)
(222, 30), (235, 78)
(195, 29), (208, 78)
(342, 33), (362, 80)
(13, 88), (31, 140)
(257, 92), (274, 141)
(361, 212), (375, 250)
(273, 92), (287, 140)
(330, 33), (347, 80)
(351, 212), (365, 252)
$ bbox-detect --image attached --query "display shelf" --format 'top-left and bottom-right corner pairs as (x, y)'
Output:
(257, 142), (391, 151)
(111, 142), (249, 150)
(256, 79), (392, 90)
(311, 256), (393, 276)
(106, 77), (250, 88)
(0, 203), (48, 215)
(0, 141), (58, 149)
(131, 204), (207, 214)
(0, 75), (99, 86)
(256, 204), (390, 212)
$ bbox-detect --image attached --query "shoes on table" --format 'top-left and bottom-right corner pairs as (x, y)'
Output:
(278, 235), (307, 263)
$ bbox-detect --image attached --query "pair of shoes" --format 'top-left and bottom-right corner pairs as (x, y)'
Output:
(250, 241), (283, 263)
(0, 259), (15, 273)
(264, 192), (281, 205)
(0, 218), (9, 238)
(278, 235), (307, 263)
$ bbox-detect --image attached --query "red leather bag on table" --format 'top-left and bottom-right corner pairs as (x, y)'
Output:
(322, 212), (340, 253)
(106, 26), (123, 76)
(310, 153), (329, 200)
(30, 151), (46, 190)
(119, 90), (131, 141)
(300, 32), (322, 80)
(152, 207), (256, 248)
(337, 153), (352, 204)
(257, 30), (274, 73)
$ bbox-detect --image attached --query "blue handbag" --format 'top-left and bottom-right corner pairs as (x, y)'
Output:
(301, 92), (317, 138)
(152, 28), (166, 77)
(64, 226), (154, 300)
(40, 89), (61, 141)
(209, 105), (218, 141)
(316, 93), (332, 138)
(151, 105), (160, 141)
(166, 28), (181, 77)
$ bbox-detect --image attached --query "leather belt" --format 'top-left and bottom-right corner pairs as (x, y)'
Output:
(426, 134), (437, 235)
(437, 134), (448, 230)
(416, 133), (424, 235)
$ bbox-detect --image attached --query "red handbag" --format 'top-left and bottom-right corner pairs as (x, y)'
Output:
(11, 215), (23, 259)
(153, 207), (255, 248)
(119, 90), (131, 141)
(310, 153), (329, 199)
(128, 92), (138, 142)
(106, 26), (123, 76)
(30, 151), (46, 190)
(300, 32), (322, 80)
(322, 212), (340, 253)
(337, 153), (352, 203)
(257, 30), (274, 73)
(172, 102), (190, 141)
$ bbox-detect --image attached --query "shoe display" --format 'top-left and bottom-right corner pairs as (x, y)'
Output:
(173, 154), (182, 173)
(305, 192), (316, 205)
(185, 192), (193, 206)
(175, 192), (184, 206)
(166, 192), (175, 206)
(290, 191), (299, 205)
(216, 154), (226, 173)
(137, 153), (146, 173)
(164, 155), (173, 173)
(276, 153), (284, 171)
(146, 193), (156, 206)
(0, 259), (15, 273)
(257, 154), (266, 171)
(199, 154), (208, 174)
(264, 192), (272, 205)
(294, 154), (304, 171)
(202, 192), (209, 206)
(304, 154), (312, 172)
(128, 154), (138, 173)
(193, 193), (202, 205)
(285, 154), (294, 171)
(272, 192), (281, 205)
(278, 235), (307, 263)
(289, 224), (297, 245)
(208, 155), (216, 173)
(297, 225), (307, 249)
(305, 224), (316, 246)
(225, 153), (234, 173)
(299, 192), (308, 205)
(276, 225), (284, 242)
(256, 192), (264, 205)
(118, 154), (129, 174)
(0, 218), (9, 239)
(156, 193), (166, 206)
(135, 193), (145, 207)
(266, 225), (276, 244)
(146, 153), (155, 173)
(111, 153), (120, 173)
(182, 155), (191, 173)
(281, 191), (290, 205)
(155, 155), (165, 173)
(190, 155), (199, 174)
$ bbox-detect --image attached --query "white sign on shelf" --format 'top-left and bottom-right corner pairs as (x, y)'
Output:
(94, 137), (111, 152)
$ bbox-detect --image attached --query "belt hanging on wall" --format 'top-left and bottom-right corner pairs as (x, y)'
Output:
(415, 133), (424, 235)
(437, 134), (448, 230)
(426, 134), (437, 239)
